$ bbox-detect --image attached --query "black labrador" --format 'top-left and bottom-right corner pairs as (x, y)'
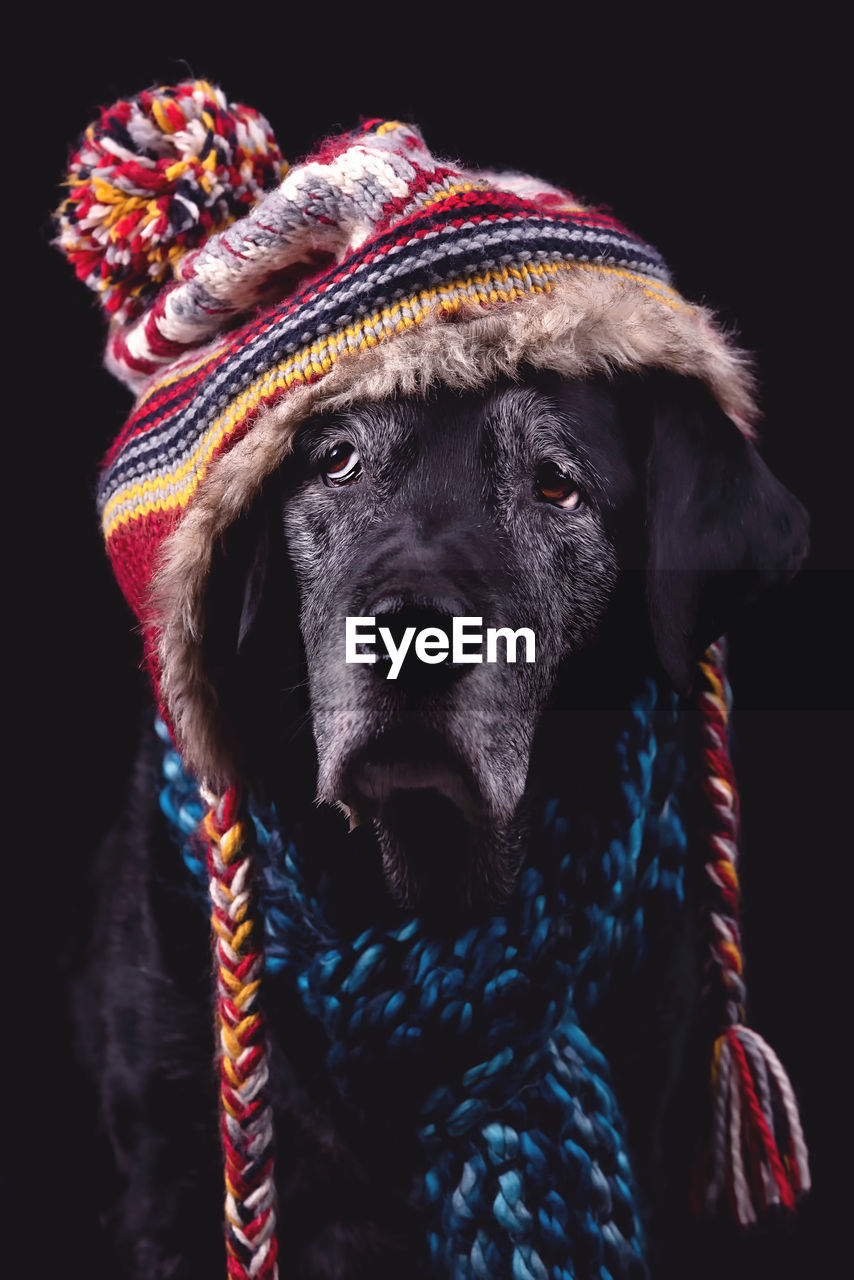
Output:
(72, 371), (808, 1278)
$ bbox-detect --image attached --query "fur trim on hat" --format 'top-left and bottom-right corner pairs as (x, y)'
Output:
(151, 268), (756, 786)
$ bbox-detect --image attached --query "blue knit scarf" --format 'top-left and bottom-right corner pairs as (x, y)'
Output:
(159, 676), (689, 1279)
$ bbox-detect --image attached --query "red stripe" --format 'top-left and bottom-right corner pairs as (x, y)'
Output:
(107, 326), (161, 379)
(106, 505), (179, 619)
(104, 308), (331, 469)
(107, 196), (647, 456)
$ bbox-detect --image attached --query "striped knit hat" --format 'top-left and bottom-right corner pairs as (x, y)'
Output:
(56, 80), (808, 1278)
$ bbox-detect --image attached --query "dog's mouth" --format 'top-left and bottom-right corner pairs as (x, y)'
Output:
(336, 728), (517, 910)
(340, 726), (481, 828)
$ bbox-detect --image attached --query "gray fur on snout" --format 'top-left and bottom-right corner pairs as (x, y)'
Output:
(281, 379), (624, 905)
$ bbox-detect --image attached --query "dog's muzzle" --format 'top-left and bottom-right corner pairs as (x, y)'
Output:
(340, 723), (482, 825)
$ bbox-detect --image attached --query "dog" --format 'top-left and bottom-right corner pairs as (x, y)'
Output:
(71, 366), (808, 1278)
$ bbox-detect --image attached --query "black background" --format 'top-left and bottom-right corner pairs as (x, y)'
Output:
(21, 26), (848, 1279)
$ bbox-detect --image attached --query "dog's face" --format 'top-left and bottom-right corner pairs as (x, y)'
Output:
(279, 377), (635, 905)
(227, 372), (807, 909)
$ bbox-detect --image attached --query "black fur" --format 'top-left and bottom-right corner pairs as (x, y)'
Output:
(71, 373), (808, 1278)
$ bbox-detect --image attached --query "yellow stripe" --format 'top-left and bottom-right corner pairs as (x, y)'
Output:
(418, 181), (487, 209)
(133, 257), (685, 410)
(105, 261), (691, 538)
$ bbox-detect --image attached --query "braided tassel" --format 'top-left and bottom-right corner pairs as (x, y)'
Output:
(696, 642), (810, 1224)
(204, 784), (279, 1279)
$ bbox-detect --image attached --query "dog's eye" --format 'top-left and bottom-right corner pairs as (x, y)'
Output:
(322, 442), (362, 487)
(536, 461), (584, 510)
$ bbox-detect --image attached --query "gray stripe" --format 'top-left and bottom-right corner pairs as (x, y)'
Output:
(100, 219), (669, 508)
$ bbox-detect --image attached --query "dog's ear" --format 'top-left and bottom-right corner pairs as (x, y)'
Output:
(204, 476), (307, 787)
(206, 484), (279, 664)
(236, 499), (273, 656)
(645, 377), (809, 694)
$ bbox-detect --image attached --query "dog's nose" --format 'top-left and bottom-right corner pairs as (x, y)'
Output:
(366, 594), (470, 686)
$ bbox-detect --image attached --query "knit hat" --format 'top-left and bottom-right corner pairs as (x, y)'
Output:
(56, 80), (808, 1279)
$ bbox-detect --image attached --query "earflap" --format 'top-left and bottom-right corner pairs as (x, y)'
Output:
(202, 781), (279, 1279)
(638, 379), (811, 1218)
(693, 642), (810, 1223)
(53, 79), (285, 323)
(645, 375), (809, 694)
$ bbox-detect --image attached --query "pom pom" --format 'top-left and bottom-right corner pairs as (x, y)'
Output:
(701, 1024), (810, 1225)
(54, 79), (286, 322)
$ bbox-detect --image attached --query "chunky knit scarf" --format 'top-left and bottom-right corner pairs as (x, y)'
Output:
(158, 648), (807, 1278)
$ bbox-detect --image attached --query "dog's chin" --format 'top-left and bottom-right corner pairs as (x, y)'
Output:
(372, 795), (520, 913)
(335, 744), (522, 912)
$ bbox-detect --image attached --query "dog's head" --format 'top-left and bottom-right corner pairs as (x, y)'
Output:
(214, 371), (807, 909)
(58, 98), (808, 910)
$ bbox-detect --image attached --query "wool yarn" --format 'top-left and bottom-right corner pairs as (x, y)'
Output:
(159, 647), (808, 1276)
(55, 81), (285, 322)
(57, 82), (810, 1278)
(203, 785), (279, 1278)
(162, 676), (681, 1277)
(54, 86), (757, 766)
(693, 652), (810, 1223)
